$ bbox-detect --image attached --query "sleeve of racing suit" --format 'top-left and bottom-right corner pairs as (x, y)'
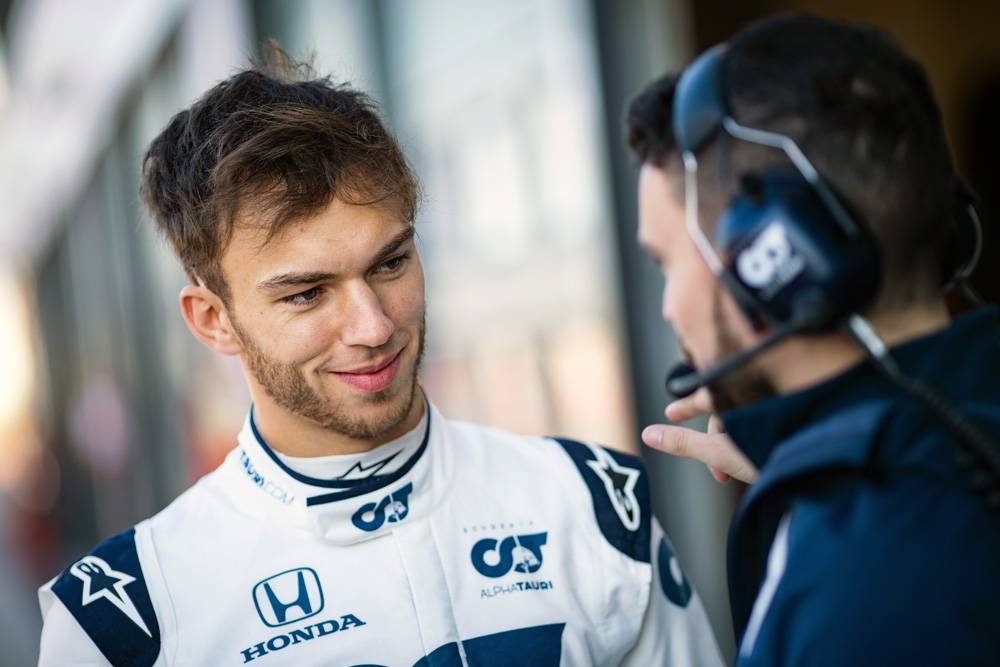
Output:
(38, 585), (113, 666)
(618, 518), (725, 667)
(37, 526), (163, 667)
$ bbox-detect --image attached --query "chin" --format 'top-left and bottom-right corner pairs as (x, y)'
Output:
(321, 366), (421, 436)
(707, 368), (776, 413)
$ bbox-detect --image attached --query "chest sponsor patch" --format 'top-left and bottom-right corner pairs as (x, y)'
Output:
(252, 567), (325, 628)
(240, 614), (367, 663)
(470, 532), (554, 599)
(243, 566), (367, 663)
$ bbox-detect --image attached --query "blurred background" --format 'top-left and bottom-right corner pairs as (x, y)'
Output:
(1, 0), (998, 664)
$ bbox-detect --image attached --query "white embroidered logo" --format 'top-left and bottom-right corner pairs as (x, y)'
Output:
(736, 222), (806, 297)
(70, 555), (152, 637)
(586, 445), (641, 531)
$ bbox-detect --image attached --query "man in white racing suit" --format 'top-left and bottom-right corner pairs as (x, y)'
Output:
(37, 45), (722, 667)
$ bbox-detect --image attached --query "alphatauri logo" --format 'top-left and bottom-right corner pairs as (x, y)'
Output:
(351, 482), (414, 532)
(471, 532), (548, 578)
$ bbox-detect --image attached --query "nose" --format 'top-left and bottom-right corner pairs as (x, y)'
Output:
(340, 281), (395, 348)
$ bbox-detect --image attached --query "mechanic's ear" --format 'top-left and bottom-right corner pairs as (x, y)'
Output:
(179, 284), (243, 356)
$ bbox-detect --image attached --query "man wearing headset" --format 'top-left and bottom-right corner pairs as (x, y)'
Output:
(627, 13), (1000, 666)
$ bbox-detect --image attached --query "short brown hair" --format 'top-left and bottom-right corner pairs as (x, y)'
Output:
(140, 44), (419, 302)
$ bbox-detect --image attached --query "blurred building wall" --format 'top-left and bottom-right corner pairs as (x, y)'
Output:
(0, 1), (256, 662)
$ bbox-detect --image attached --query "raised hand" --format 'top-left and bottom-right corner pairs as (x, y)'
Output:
(641, 387), (758, 484)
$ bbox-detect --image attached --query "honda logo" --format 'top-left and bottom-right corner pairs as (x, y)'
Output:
(252, 567), (324, 628)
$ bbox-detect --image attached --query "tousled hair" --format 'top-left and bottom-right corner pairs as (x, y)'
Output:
(141, 42), (419, 303)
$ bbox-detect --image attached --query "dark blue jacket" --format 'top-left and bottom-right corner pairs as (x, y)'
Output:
(723, 308), (1000, 666)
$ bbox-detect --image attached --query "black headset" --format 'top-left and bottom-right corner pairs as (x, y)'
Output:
(667, 44), (1000, 509)
(671, 44), (982, 335)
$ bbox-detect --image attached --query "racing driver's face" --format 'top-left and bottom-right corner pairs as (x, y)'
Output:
(219, 197), (425, 446)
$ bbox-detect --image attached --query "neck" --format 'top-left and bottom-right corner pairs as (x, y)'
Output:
(763, 301), (951, 395)
(249, 388), (426, 457)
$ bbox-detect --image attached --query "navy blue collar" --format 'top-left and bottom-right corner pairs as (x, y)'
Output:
(249, 404), (432, 506)
(722, 307), (1000, 474)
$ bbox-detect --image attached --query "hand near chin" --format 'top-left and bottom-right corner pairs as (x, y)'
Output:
(641, 387), (759, 484)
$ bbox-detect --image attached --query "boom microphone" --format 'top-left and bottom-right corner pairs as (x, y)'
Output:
(665, 318), (809, 398)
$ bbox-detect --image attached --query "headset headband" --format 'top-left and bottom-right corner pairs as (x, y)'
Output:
(673, 44), (729, 154)
(674, 45), (865, 246)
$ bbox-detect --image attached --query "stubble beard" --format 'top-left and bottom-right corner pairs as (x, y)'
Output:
(233, 311), (426, 441)
(705, 297), (776, 413)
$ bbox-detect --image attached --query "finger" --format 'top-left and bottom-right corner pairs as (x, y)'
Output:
(664, 387), (714, 423)
(643, 424), (726, 461)
(642, 424), (759, 484)
(709, 466), (733, 483)
(706, 419), (738, 482)
(707, 414), (726, 435)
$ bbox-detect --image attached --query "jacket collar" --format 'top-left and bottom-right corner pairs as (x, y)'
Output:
(723, 307), (1000, 482)
(724, 306), (1000, 641)
(216, 401), (452, 545)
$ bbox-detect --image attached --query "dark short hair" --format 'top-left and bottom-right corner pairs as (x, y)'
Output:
(626, 73), (679, 170)
(627, 13), (960, 312)
(141, 44), (419, 302)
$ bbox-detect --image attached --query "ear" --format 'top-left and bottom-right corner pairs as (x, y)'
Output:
(179, 284), (243, 356)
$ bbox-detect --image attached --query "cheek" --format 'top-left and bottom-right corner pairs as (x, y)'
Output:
(664, 263), (708, 326)
(249, 309), (335, 365)
(714, 283), (759, 348)
(294, 317), (342, 358)
(381, 268), (425, 326)
(665, 261), (721, 359)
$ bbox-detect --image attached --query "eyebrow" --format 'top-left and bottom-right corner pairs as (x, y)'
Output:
(256, 226), (416, 292)
(369, 226), (416, 268)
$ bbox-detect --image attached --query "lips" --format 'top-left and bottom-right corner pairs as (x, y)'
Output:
(333, 350), (403, 393)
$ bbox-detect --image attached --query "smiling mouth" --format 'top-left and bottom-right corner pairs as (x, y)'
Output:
(332, 350), (404, 393)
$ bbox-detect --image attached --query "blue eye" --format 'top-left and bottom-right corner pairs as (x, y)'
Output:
(380, 255), (407, 273)
(285, 287), (320, 305)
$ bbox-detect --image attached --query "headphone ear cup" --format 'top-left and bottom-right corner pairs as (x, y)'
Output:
(715, 168), (881, 332)
(713, 173), (773, 330)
